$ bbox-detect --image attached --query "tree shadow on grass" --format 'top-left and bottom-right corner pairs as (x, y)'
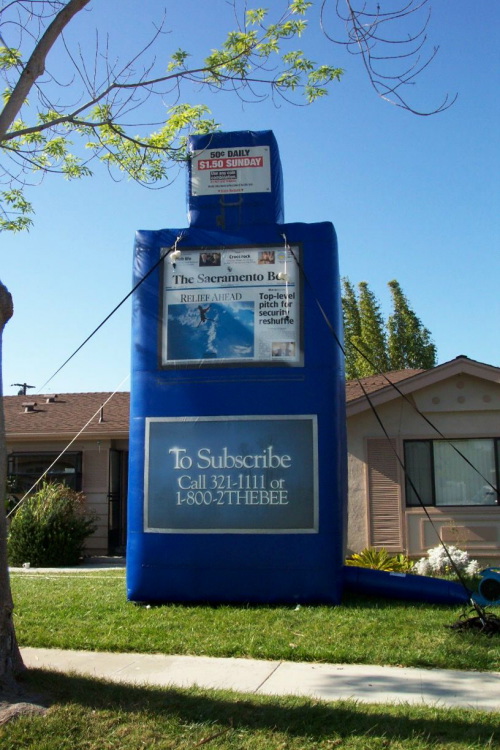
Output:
(14, 669), (500, 747)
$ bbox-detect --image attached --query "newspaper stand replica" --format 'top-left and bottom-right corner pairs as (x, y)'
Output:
(127, 130), (346, 603)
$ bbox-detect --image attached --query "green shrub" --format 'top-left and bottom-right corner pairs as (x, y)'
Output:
(5, 475), (19, 514)
(345, 547), (413, 572)
(8, 482), (97, 567)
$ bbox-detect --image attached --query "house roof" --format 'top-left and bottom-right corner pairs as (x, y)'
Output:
(346, 355), (500, 416)
(4, 357), (500, 438)
(4, 392), (130, 439)
(345, 369), (425, 403)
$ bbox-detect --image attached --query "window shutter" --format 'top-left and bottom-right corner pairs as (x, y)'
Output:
(367, 438), (404, 551)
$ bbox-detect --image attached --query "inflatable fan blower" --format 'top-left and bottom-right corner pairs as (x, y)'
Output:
(473, 568), (500, 607)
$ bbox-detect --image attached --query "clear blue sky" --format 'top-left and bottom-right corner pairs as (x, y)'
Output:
(2, 0), (499, 395)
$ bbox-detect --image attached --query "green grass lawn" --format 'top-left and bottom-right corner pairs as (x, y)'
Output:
(3, 570), (499, 748)
(2, 668), (499, 749)
(10, 570), (500, 672)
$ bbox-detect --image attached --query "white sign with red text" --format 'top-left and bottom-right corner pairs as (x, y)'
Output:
(191, 146), (271, 196)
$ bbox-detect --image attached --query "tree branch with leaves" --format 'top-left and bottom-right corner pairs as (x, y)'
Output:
(0, 0), (345, 231)
(0, 0), (454, 231)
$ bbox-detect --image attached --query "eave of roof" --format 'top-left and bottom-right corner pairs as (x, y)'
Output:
(346, 368), (425, 403)
(346, 356), (500, 416)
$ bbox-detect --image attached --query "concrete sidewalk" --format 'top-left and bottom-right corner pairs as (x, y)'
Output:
(10, 556), (126, 572)
(21, 647), (500, 712)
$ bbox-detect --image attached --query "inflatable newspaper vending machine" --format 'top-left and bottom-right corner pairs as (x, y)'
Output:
(127, 130), (347, 603)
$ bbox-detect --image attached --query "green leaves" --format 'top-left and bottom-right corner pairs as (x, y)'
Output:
(0, 189), (34, 232)
(342, 278), (389, 379)
(0, 46), (22, 70)
(203, 3), (342, 100)
(84, 103), (219, 184)
(387, 279), (437, 370)
(346, 547), (413, 572)
(8, 482), (97, 567)
(167, 49), (190, 72)
(289, 0), (313, 13)
(342, 278), (437, 379)
(246, 8), (267, 25)
(279, 53), (341, 102)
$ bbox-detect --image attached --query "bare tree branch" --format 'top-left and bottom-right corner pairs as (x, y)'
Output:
(322, 0), (457, 115)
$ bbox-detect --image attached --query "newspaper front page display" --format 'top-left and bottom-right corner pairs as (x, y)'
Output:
(162, 245), (301, 367)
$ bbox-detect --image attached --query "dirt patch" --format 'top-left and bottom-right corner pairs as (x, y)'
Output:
(0, 690), (49, 725)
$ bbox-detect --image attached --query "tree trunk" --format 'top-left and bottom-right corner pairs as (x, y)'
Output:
(0, 280), (24, 690)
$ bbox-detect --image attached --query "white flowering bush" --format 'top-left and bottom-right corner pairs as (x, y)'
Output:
(413, 545), (481, 578)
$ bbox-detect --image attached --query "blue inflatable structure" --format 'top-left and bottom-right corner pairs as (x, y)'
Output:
(127, 130), (346, 604)
(127, 129), (473, 609)
(343, 565), (470, 605)
(472, 568), (500, 607)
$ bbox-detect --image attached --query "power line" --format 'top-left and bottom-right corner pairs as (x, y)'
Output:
(37, 240), (180, 394)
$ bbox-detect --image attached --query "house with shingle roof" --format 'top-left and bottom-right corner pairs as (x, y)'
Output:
(5, 392), (129, 555)
(347, 355), (500, 562)
(5, 355), (500, 560)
